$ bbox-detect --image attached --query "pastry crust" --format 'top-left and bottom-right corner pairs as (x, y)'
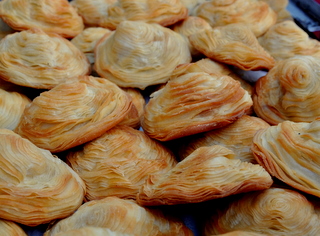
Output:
(15, 76), (132, 153)
(43, 197), (193, 236)
(71, 0), (188, 30)
(195, 0), (277, 37)
(0, 0), (84, 38)
(54, 227), (133, 236)
(0, 129), (85, 226)
(141, 69), (253, 141)
(0, 28), (90, 89)
(0, 219), (27, 236)
(251, 119), (320, 198)
(94, 20), (191, 89)
(67, 125), (177, 201)
(137, 145), (273, 206)
(253, 56), (320, 124)
(189, 23), (275, 71)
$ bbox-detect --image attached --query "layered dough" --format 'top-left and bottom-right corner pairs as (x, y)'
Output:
(94, 20), (191, 89)
(71, 0), (188, 30)
(203, 188), (320, 235)
(141, 67), (253, 141)
(0, 0), (84, 38)
(137, 145), (273, 206)
(54, 227), (133, 236)
(0, 219), (27, 236)
(253, 56), (320, 124)
(15, 76), (132, 153)
(0, 28), (90, 89)
(43, 197), (193, 236)
(195, 0), (277, 37)
(0, 129), (85, 226)
(189, 23), (275, 71)
(252, 119), (320, 198)
(67, 125), (177, 201)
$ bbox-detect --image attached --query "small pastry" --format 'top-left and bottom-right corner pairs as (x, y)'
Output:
(0, 28), (90, 89)
(189, 23), (276, 71)
(94, 20), (191, 89)
(0, 0), (84, 38)
(0, 219), (27, 236)
(15, 75), (132, 153)
(0, 129), (85, 226)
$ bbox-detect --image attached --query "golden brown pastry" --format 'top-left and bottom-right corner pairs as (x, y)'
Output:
(0, 129), (85, 226)
(137, 145), (273, 206)
(189, 23), (276, 71)
(214, 231), (269, 236)
(43, 196), (193, 236)
(141, 69), (253, 141)
(260, 0), (292, 23)
(258, 21), (320, 61)
(0, 18), (15, 40)
(195, 0), (277, 37)
(0, 0), (84, 38)
(0, 28), (90, 89)
(0, 219), (27, 236)
(67, 125), (177, 201)
(71, 27), (112, 65)
(253, 55), (320, 125)
(54, 227), (133, 236)
(71, 0), (188, 30)
(203, 188), (320, 235)
(15, 75), (132, 153)
(94, 20), (191, 90)
(0, 88), (31, 130)
(252, 119), (320, 198)
(178, 115), (270, 163)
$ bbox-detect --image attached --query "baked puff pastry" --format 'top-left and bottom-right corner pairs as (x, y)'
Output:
(0, 219), (27, 236)
(67, 125), (177, 201)
(258, 21), (320, 61)
(54, 227), (133, 236)
(43, 197), (193, 236)
(71, 0), (188, 30)
(252, 119), (320, 198)
(136, 145), (273, 206)
(195, 0), (277, 37)
(203, 188), (320, 235)
(0, 28), (90, 89)
(0, 88), (31, 130)
(189, 23), (276, 71)
(253, 56), (320, 124)
(95, 20), (191, 90)
(0, 0), (84, 38)
(141, 70), (253, 141)
(0, 129), (85, 226)
(178, 115), (270, 163)
(15, 75), (132, 153)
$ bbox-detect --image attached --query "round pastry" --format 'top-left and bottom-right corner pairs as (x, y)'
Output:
(0, 28), (90, 89)
(253, 55), (320, 124)
(15, 75), (132, 153)
(0, 219), (27, 236)
(94, 20), (191, 90)
(0, 129), (85, 226)
(0, 0), (84, 38)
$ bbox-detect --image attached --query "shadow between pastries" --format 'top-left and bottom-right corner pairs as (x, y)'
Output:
(136, 145), (273, 206)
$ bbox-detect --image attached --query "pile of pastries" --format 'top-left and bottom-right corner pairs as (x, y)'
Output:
(0, 0), (320, 235)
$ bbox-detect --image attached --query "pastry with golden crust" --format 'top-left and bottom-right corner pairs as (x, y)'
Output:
(0, 88), (31, 130)
(67, 125), (177, 201)
(94, 20), (191, 90)
(141, 69), (252, 141)
(189, 23), (275, 71)
(203, 188), (320, 235)
(0, 129), (85, 226)
(137, 145), (273, 206)
(253, 56), (320, 125)
(258, 21), (320, 61)
(0, 219), (27, 236)
(178, 115), (270, 163)
(71, 0), (188, 30)
(54, 227), (133, 236)
(195, 0), (277, 37)
(252, 119), (320, 198)
(0, 0), (84, 38)
(15, 75), (132, 153)
(0, 28), (90, 89)
(43, 197), (193, 236)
